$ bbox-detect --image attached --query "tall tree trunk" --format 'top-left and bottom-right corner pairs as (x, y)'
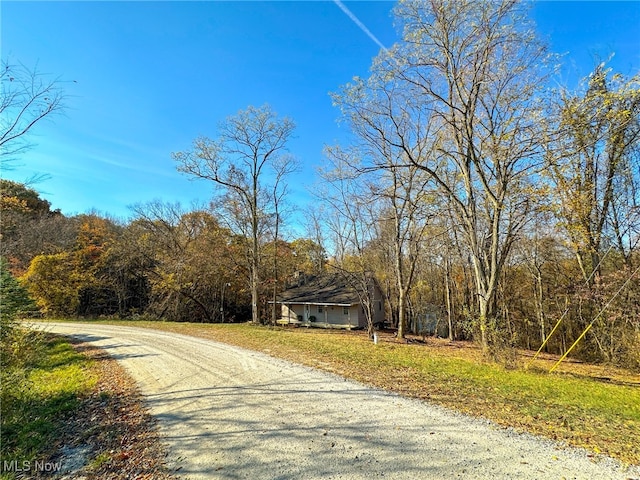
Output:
(251, 239), (259, 324)
(478, 295), (490, 351)
(534, 267), (546, 349)
(272, 211), (280, 326)
(395, 221), (407, 338)
(445, 256), (454, 341)
(397, 286), (406, 339)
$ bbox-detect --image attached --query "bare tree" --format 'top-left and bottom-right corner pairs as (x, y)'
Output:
(317, 151), (381, 337)
(333, 0), (550, 350)
(1, 60), (65, 164)
(173, 105), (296, 324)
(269, 155), (299, 325)
(369, 162), (434, 339)
(301, 206), (329, 274)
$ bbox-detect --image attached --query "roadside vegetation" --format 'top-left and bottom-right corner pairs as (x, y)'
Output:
(80, 320), (640, 466)
(1, 260), (172, 479)
(0, 330), (174, 479)
(0, 331), (96, 478)
(1, 257), (82, 474)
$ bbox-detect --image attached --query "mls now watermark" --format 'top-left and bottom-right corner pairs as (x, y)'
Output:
(2, 459), (63, 473)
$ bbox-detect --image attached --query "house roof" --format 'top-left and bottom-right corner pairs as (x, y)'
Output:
(277, 273), (361, 306)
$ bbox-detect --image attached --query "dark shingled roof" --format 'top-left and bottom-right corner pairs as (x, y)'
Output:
(277, 273), (360, 305)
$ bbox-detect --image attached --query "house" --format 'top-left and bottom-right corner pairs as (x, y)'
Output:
(274, 272), (385, 329)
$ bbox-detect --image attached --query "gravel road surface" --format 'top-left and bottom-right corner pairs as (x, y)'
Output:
(35, 322), (639, 480)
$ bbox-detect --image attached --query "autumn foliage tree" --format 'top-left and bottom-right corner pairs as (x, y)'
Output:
(0, 180), (70, 274)
(127, 201), (249, 323)
(543, 66), (640, 366)
(20, 214), (119, 316)
(547, 66), (640, 284)
(21, 252), (81, 316)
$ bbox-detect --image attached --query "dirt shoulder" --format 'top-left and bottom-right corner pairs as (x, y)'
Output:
(33, 340), (176, 480)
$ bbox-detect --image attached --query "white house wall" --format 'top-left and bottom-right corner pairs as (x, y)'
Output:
(357, 280), (386, 328)
(280, 303), (362, 329)
(357, 298), (385, 327)
(281, 304), (302, 323)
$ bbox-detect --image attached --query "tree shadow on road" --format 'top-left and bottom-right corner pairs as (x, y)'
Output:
(141, 375), (498, 480)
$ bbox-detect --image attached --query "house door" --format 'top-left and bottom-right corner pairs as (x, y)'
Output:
(305, 304), (310, 321)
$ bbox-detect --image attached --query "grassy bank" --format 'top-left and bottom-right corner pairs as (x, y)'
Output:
(47, 320), (640, 466)
(0, 332), (97, 479)
(1, 328), (173, 479)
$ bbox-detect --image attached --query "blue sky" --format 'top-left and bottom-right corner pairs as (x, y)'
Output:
(1, 1), (639, 228)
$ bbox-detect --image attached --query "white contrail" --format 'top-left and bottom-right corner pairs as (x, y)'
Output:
(333, 0), (389, 53)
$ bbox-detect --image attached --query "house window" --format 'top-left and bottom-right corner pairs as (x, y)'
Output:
(318, 305), (323, 313)
(343, 307), (349, 315)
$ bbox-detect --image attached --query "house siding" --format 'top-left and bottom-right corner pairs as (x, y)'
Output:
(281, 304), (302, 323)
(356, 285), (385, 327)
(280, 303), (363, 329)
(357, 299), (385, 327)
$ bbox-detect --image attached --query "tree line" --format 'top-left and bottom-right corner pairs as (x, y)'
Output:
(1, 0), (639, 369)
(1, 181), (328, 325)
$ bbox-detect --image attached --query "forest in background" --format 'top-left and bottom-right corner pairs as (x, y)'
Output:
(2, 0), (639, 370)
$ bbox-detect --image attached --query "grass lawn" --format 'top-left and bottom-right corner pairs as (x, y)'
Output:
(0, 333), (97, 479)
(45, 320), (640, 466)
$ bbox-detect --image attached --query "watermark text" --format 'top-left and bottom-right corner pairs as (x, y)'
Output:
(2, 459), (63, 473)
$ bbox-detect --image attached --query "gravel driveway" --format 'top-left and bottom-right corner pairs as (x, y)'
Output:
(35, 322), (639, 480)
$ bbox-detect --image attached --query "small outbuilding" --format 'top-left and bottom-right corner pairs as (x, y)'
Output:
(274, 272), (385, 329)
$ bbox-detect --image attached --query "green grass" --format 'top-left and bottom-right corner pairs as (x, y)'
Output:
(44, 319), (640, 465)
(0, 332), (97, 479)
